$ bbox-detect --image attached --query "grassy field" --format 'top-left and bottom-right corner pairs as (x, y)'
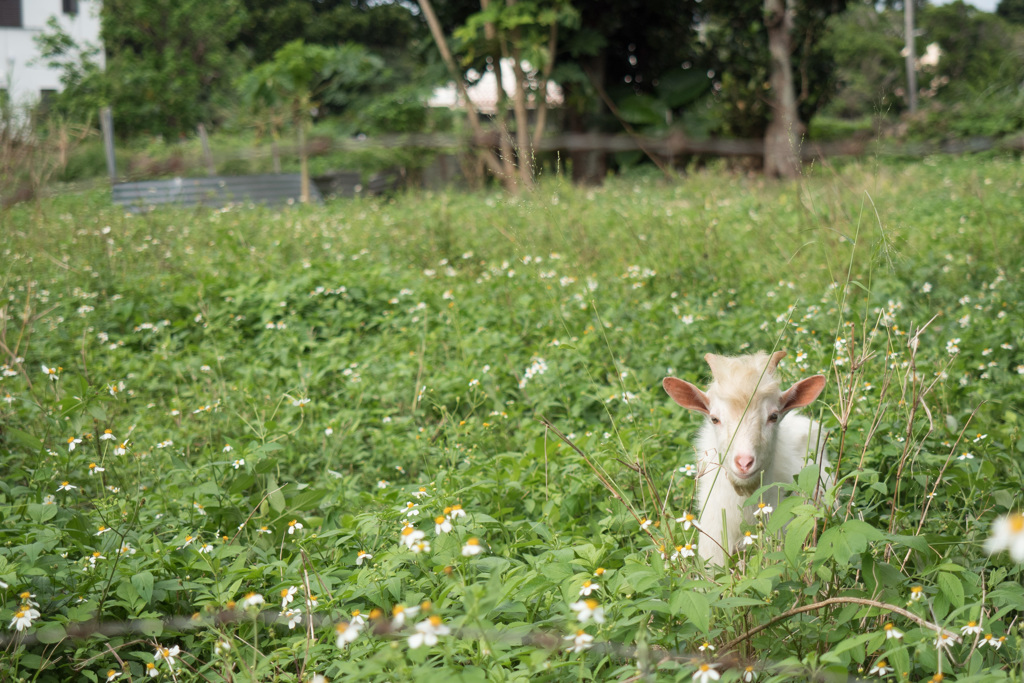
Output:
(1, 156), (1022, 682)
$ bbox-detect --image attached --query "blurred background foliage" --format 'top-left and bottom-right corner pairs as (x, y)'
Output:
(9, 0), (1024, 188)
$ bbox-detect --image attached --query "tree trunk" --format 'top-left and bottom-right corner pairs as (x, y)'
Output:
(763, 0), (802, 179)
(531, 20), (558, 151)
(418, 0), (507, 184)
(295, 106), (310, 203)
(508, 38), (535, 187)
(567, 54), (607, 186)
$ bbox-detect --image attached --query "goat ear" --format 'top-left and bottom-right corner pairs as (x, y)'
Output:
(704, 353), (724, 380)
(779, 375), (826, 413)
(663, 377), (711, 415)
(768, 350), (787, 373)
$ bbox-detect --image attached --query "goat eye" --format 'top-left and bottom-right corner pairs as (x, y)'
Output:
(768, 413), (779, 423)
(710, 416), (720, 425)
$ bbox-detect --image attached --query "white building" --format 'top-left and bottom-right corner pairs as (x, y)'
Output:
(428, 57), (563, 115)
(0, 0), (103, 106)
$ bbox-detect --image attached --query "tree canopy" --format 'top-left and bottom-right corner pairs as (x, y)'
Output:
(100, 0), (247, 137)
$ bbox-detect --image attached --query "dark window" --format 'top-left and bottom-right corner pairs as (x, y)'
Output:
(38, 89), (57, 116)
(0, 0), (23, 28)
(63, 0), (77, 15)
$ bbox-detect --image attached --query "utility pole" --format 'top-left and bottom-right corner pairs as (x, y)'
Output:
(904, 0), (918, 113)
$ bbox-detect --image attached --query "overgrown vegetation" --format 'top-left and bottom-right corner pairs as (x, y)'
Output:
(1, 156), (1022, 681)
(824, 0), (1024, 140)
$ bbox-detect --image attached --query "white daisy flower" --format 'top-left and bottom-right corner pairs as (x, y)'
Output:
(569, 599), (605, 624)
(408, 616), (450, 649)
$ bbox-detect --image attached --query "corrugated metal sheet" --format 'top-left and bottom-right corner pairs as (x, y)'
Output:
(112, 174), (321, 211)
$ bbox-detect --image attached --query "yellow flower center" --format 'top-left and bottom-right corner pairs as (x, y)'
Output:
(429, 615), (442, 626)
(467, 538), (479, 546)
(1009, 514), (1024, 533)
(435, 516), (445, 524)
(584, 599), (598, 610)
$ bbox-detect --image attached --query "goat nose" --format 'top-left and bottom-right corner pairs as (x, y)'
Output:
(734, 454), (754, 473)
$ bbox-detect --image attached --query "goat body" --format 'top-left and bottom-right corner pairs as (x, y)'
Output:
(664, 351), (830, 566)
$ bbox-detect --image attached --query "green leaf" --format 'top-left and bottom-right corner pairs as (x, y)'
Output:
(35, 622), (66, 644)
(797, 464), (823, 498)
(656, 69), (711, 108)
(670, 591), (710, 632)
(132, 571), (155, 604)
(255, 458), (277, 474)
(785, 515), (816, 566)
(887, 644), (912, 681)
(540, 563), (572, 583)
(764, 497), (806, 535)
(138, 619), (163, 637)
(822, 630), (875, 658)
(26, 503), (58, 524)
(815, 520), (885, 564)
(616, 94), (669, 126)
(937, 572), (965, 608)
(268, 477), (286, 513)
(6, 428), (43, 452)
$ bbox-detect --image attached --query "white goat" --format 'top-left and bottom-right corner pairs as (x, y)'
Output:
(663, 351), (829, 566)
